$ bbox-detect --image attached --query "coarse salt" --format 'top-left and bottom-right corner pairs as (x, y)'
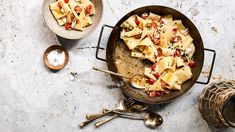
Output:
(47, 49), (65, 66)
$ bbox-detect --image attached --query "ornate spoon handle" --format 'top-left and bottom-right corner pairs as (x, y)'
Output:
(79, 110), (112, 128)
(95, 114), (119, 128)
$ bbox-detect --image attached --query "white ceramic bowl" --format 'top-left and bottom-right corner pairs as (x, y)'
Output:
(42, 0), (103, 39)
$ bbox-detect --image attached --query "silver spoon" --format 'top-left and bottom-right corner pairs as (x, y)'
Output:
(143, 112), (163, 129)
(95, 110), (163, 129)
(93, 67), (148, 89)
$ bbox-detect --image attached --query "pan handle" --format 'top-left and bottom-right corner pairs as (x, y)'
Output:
(196, 48), (216, 85)
(95, 24), (114, 62)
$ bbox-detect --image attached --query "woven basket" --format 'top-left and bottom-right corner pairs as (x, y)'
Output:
(199, 80), (235, 128)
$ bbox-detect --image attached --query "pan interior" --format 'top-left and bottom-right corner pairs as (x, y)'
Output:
(106, 6), (204, 104)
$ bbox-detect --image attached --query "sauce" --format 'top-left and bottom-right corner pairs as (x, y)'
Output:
(114, 41), (151, 82)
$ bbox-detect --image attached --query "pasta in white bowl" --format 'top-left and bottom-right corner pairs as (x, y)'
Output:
(49, 0), (95, 31)
(120, 12), (196, 98)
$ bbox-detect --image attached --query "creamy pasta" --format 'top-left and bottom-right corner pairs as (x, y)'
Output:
(120, 12), (196, 97)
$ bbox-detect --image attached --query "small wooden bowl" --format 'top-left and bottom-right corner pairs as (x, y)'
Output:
(43, 45), (69, 70)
